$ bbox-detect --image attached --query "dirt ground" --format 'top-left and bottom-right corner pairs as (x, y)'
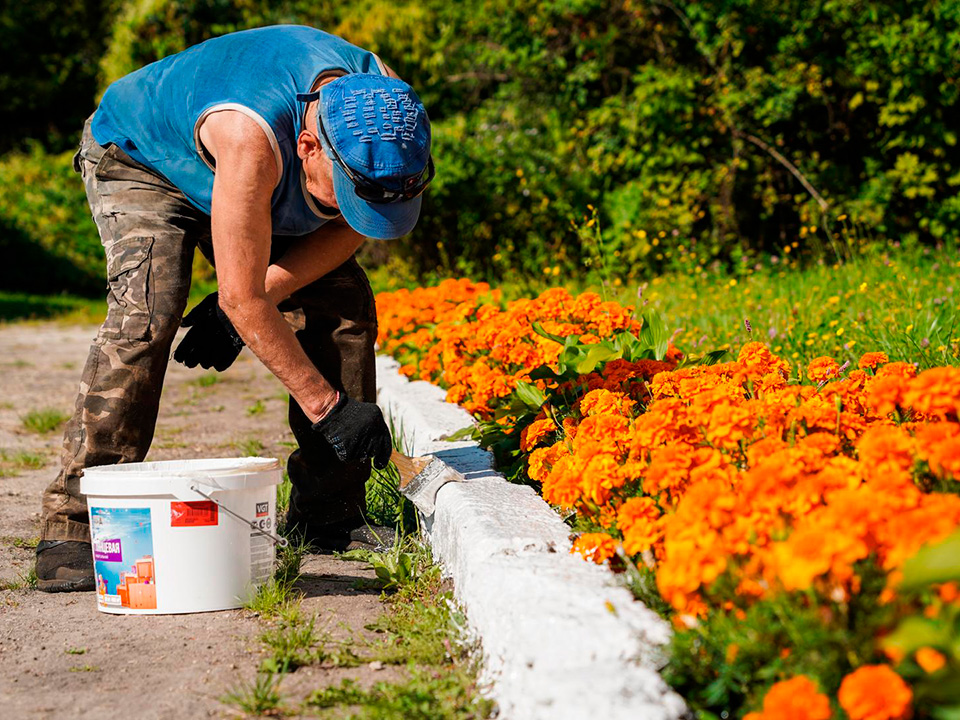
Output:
(0, 322), (392, 719)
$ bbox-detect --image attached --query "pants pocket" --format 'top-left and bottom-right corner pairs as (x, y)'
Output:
(101, 236), (155, 341)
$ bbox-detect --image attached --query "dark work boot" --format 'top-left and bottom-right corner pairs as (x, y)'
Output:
(35, 540), (95, 593)
(284, 513), (397, 554)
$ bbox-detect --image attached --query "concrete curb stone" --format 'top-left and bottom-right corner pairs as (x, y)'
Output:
(376, 355), (689, 720)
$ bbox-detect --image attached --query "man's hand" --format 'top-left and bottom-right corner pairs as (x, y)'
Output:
(312, 394), (392, 469)
(173, 292), (245, 371)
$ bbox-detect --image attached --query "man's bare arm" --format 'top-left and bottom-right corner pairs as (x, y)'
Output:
(264, 217), (364, 305)
(201, 110), (339, 422)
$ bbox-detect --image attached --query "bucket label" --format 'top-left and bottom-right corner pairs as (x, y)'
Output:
(93, 538), (122, 562)
(171, 500), (218, 527)
(90, 507), (157, 611)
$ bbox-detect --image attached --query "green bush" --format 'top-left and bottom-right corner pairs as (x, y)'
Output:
(0, 145), (104, 296)
(13, 0), (960, 287)
(0, 0), (110, 154)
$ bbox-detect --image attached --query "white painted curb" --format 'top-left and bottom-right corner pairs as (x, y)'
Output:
(376, 355), (688, 720)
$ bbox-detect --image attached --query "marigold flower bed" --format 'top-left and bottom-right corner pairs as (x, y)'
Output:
(376, 279), (960, 719)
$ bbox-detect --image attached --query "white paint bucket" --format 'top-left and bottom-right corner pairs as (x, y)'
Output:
(79, 457), (284, 615)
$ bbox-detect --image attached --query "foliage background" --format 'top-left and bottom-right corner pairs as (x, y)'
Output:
(2, 0), (959, 296)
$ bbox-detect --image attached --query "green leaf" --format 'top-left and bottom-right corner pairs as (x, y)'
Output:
(901, 531), (960, 590)
(530, 321), (566, 345)
(638, 311), (671, 360)
(611, 331), (643, 360)
(529, 364), (563, 382)
(676, 349), (730, 370)
(514, 380), (547, 409)
(442, 425), (480, 442)
(574, 344), (620, 374)
(932, 703), (960, 720)
(883, 616), (948, 656)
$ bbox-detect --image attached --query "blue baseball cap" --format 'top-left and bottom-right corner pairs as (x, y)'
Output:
(316, 74), (432, 240)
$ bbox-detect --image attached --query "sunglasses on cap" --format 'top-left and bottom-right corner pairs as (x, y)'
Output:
(317, 115), (435, 204)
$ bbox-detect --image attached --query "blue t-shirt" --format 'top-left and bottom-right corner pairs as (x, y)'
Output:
(92, 25), (387, 236)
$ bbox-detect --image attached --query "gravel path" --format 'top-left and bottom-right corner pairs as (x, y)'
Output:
(0, 321), (388, 719)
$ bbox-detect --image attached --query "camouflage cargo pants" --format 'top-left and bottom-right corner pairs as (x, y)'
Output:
(40, 119), (378, 543)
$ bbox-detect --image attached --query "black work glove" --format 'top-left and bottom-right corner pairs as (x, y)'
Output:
(173, 292), (245, 371)
(312, 394), (393, 470)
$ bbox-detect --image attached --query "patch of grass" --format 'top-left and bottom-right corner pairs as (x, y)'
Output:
(234, 437), (266, 457)
(306, 668), (495, 719)
(247, 399), (267, 416)
(259, 611), (320, 674)
(3, 535), (39, 550)
(68, 665), (100, 673)
(189, 372), (221, 388)
(222, 672), (283, 716)
(65, 647), (87, 655)
(364, 561), (454, 666)
(154, 440), (188, 449)
(243, 538), (307, 619)
(0, 567), (38, 591)
(365, 415), (419, 531)
(232, 525), (491, 719)
(0, 401), (14, 410)
(0, 291), (104, 324)
(0, 450), (46, 477)
(276, 472), (292, 521)
(21, 408), (69, 434)
(608, 241), (960, 370)
(340, 536), (430, 593)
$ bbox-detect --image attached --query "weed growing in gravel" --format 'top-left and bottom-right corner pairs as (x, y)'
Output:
(244, 538), (307, 618)
(222, 672), (283, 716)
(20, 408), (68, 434)
(259, 611), (320, 674)
(306, 666), (494, 719)
(247, 399), (266, 416)
(190, 372), (220, 388)
(3, 535), (39, 549)
(0, 450), (45, 476)
(234, 437), (266, 456)
(65, 647), (87, 655)
(340, 536), (430, 592)
(0, 567), (37, 590)
(276, 471), (292, 521)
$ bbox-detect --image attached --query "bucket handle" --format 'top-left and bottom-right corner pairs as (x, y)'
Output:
(188, 483), (289, 548)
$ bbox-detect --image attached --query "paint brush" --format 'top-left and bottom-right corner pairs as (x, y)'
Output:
(390, 449), (463, 516)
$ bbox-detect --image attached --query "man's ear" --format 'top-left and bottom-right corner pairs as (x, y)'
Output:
(297, 131), (322, 161)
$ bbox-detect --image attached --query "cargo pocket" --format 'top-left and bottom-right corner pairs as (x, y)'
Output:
(102, 236), (155, 341)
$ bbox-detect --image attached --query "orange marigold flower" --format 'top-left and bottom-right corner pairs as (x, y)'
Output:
(616, 497), (662, 555)
(857, 425), (915, 475)
(938, 582), (960, 603)
(867, 374), (908, 417)
(579, 388), (634, 418)
(520, 418), (557, 452)
(876, 362), (918, 380)
(808, 356), (842, 383)
(738, 341), (791, 379)
(571, 533), (618, 564)
(858, 352), (889, 370)
(902, 367), (960, 421)
(838, 665), (912, 720)
(745, 675), (832, 720)
(914, 647), (947, 674)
